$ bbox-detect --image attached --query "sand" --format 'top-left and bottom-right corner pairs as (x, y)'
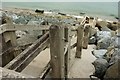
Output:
(69, 45), (96, 78)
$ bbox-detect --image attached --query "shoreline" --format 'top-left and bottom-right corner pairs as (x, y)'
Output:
(2, 7), (118, 22)
(2, 6), (118, 22)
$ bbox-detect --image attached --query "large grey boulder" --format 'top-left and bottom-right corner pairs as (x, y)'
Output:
(92, 49), (107, 58)
(104, 60), (120, 80)
(91, 58), (109, 80)
(110, 36), (120, 48)
(97, 37), (112, 49)
(96, 31), (111, 41)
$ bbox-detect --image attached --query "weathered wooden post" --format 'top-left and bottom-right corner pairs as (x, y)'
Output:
(49, 24), (65, 78)
(0, 34), (2, 67)
(75, 25), (84, 58)
(83, 24), (90, 49)
(64, 26), (71, 78)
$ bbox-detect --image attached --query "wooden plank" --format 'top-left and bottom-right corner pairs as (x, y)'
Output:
(0, 24), (50, 34)
(75, 25), (84, 58)
(4, 32), (49, 70)
(49, 25), (65, 78)
(0, 24), (77, 34)
(81, 16), (87, 25)
(14, 38), (49, 72)
(83, 24), (90, 49)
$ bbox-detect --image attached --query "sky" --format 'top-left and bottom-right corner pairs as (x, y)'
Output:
(2, 0), (120, 2)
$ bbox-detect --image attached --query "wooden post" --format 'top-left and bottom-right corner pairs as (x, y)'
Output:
(49, 25), (65, 78)
(64, 26), (71, 78)
(75, 25), (84, 58)
(42, 30), (46, 35)
(83, 24), (90, 49)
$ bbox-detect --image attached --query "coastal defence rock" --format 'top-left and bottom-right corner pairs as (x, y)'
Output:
(108, 48), (120, 66)
(91, 58), (109, 80)
(96, 31), (111, 41)
(89, 36), (96, 44)
(97, 38), (112, 49)
(1, 14), (12, 24)
(35, 9), (44, 14)
(110, 36), (120, 48)
(14, 16), (28, 24)
(27, 20), (40, 25)
(107, 22), (119, 31)
(92, 49), (107, 58)
(96, 21), (111, 31)
(104, 60), (120, 79)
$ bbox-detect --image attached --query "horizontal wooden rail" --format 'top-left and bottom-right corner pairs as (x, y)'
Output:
(0, 24), (50, 34)
(4, 32), (49, 71)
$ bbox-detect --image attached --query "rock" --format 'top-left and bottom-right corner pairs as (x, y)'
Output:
(96, 31), (111, 41)
(107, 22), (118, 31)
(92, 58), (109, 80)
(80, 12), (85, 15)
(11, 14), (19, 20)
(110, 36), (120, 48)
(89, 27), (97, 37)
(97, 37), (112, 49)
(41, 20), (49, 25)
(58, 12), (66, 16)
(1, 12), (12, 24)
(116, 32), (120, 37)
(15, 30), (27, 38)
(14, 16), (28, 24)
(96, 21), (111, 31)
(89, 36), (96, 44)
(92, 49), (107, 58)
(35, 9), (44, 14)
(101, 26), (111, 31)
(109, 48), (120, 66)
(103, 46), (115, 61)
(27, 20), (40, 25)
(104, 60), (120, 79)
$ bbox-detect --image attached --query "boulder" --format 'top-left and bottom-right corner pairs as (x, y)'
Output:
(109, 48), (120, 66)
(35, 9), (44, 14)
(92, 59), (109, 80)
(14, 16), (28, 24)
(97, 38), (112, 49)
(96, 21), (111, 31)
(107, 22), (119, 31)
(92, 49), (107, 58)
(110, 36), (120, 48)
(89, 27), (97, 37)
(40, 20), (49, 25)
(58, 12), (66, 16)
(96, 31), (111, 41)
(104, 60), (120, 79)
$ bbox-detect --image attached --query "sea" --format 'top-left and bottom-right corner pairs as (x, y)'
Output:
(1, 2), (119, 21)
